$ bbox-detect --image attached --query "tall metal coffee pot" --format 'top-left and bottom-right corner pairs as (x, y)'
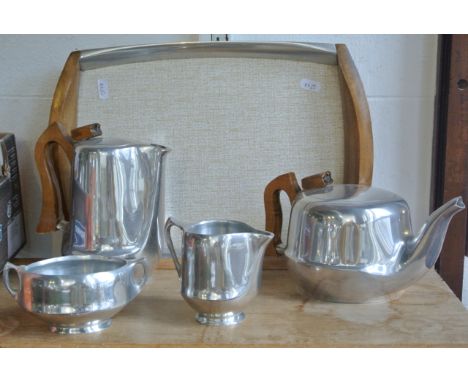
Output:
(35, 123), (170, 266)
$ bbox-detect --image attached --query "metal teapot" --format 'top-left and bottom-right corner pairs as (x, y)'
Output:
(35, 123), (170, 265)
(264, 171), (465, 303)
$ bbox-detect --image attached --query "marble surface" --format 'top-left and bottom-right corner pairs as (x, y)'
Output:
(1, 269), (468, 347)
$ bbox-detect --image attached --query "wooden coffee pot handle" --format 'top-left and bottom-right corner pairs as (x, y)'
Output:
(34, 122), (73, 233)
(34, 123), (101, 233)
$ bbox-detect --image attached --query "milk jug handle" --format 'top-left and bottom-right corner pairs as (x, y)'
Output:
(164, 217), (185, 279)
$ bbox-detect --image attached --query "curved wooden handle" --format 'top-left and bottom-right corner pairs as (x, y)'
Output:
(336, 44), (373, 185)
(264, 172), (301, 257)
(301, 170), (333, 190)
(34, 122), (74, 233)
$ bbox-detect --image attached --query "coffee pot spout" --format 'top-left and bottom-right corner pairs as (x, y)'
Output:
(153, 144), (171, 157)
(406, 197), (465, 268)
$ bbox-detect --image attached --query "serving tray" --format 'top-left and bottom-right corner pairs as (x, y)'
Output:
(35, 42), (373, 268)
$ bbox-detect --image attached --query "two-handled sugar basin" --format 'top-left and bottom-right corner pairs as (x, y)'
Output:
(2, 255), (148, 334)
(165, 218), (273, 326)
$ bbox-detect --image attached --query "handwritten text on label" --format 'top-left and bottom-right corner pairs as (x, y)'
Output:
(300, 79), (321, 92)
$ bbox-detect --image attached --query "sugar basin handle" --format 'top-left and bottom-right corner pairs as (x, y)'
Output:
(2, 262), (23, 299)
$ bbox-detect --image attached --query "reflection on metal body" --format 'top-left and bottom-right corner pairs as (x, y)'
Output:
(282, 184), (465, 303)
(2, 255), (147, 334)
(62, 139), (169, 268)
(79, 42), (338, 70)
(165, 219), (273, 325)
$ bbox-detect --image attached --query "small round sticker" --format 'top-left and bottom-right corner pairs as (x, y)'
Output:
(300, 78), (321, 92)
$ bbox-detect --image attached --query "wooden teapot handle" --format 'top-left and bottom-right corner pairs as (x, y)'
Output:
(35, 123), (102, 233)
(264, 171), (333, 257)
(264, 172), (301, 257)
(34, 122), (74, 233)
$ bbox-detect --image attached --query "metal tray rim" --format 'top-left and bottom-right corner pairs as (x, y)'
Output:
(79, 41), (338, 70)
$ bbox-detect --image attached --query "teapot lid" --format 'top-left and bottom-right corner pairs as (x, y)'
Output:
(283, 184), (413, 270)
(299, 184), (405, 208)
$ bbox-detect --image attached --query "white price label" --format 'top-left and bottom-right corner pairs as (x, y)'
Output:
(97, 79), (109, 100)
(300, 78), (321, 92)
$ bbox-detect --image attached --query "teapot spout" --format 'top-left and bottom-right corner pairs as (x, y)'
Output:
(406, 197), (465, 268)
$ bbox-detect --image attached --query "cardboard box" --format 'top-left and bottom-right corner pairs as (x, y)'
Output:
(0, 133), (26, 269)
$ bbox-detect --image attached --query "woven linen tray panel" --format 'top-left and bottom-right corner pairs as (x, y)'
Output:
(77, 57), (344, 253)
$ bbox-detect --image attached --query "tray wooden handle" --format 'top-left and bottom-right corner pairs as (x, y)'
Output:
(34, 122), (74, 233)
(264, 171), (333, 257)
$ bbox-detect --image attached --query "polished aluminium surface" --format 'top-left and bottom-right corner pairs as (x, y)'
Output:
(2, 255), (147, 334)
(62, 138), (169, 267)
(282, 184), (465, 303)
(165, 218), (273, 325)
(79, 42), (338, 70)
